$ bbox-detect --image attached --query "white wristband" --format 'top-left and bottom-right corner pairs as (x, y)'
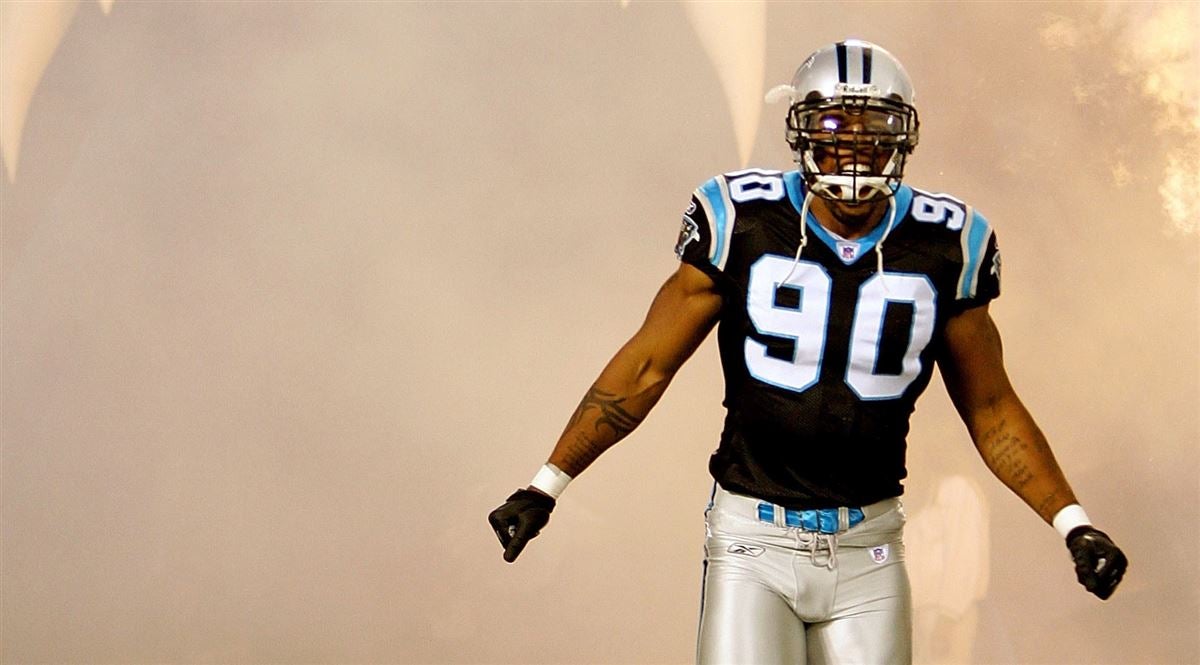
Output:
(530, 463), (572, 500)
(1052, 504), (1092, 539)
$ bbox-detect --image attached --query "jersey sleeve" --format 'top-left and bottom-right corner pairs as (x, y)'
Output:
(674, 176), (734, 281)
(952, 209), (1001, 310)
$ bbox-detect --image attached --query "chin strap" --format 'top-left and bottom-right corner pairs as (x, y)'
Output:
(782, 188), (898, 291)
(779, 191), (813, 287)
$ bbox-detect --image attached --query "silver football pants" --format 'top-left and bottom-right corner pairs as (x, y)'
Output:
(697, 484), (912, 665)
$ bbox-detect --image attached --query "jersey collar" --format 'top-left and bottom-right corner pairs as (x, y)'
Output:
(783, 171), (913, 264)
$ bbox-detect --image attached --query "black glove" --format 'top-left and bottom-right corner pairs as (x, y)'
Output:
(488, 488), (556, 563)
(1066, 526), (1128, 600)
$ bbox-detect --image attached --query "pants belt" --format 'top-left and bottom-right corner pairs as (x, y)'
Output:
(755, 497), (893, 534)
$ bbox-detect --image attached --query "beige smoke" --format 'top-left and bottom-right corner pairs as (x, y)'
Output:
(0, 0), (112, 182)
(1, 3), (1195, 663)
(1042, 3), (1200, 234)
(908, 475), (990, 665)
(681, 0), (766, 167)
(0, 1), (78, 182)
(1116, 3), (1200, 235)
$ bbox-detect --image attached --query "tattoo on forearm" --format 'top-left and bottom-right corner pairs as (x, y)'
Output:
(978, 415), (1072, 520)
(567, 387), (644, 438)
(1037, 490), (1064, 517)
(559, 432), (601, 475)
(557, 387), (646, 474)
(978, 417), (1034, 490)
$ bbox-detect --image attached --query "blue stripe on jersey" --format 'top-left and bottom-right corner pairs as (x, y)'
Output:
(699, 178), (728, 267)
(784, 169), (806, 213)
(891, 183), (914, 221)
(959, 210), (992, 298)
(783, 171), (914, 262)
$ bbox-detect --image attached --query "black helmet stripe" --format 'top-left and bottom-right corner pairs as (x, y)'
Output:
(837, 41), (873, 85)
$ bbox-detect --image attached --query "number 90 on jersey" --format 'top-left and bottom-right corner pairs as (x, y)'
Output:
(744, 255), (936, 400)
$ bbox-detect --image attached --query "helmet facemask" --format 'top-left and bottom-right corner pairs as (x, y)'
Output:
(786, 94), (919, 204)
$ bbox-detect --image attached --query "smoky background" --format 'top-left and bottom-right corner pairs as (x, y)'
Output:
(1, 2), (1197, 663)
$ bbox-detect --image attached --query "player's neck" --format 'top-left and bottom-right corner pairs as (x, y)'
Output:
(809, 197), (890, 240)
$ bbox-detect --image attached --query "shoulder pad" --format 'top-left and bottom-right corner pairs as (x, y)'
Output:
(905, 187), (998, 300)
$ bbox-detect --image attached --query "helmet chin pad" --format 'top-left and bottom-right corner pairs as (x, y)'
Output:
(809, 175), (892, 202)
(797, 149), (903, 203)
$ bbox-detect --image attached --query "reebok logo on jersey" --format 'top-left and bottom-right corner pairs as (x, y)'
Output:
(727, 543), (765, 557)
(870, 545), (889, 564)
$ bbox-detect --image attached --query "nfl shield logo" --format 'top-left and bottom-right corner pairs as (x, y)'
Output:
(835, 241), (858, 262)
(870, 545), (889, 564)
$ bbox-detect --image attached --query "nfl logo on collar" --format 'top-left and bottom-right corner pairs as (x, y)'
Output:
(836, 241), (859, 261)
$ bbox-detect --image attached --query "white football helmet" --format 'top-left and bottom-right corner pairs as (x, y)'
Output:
(766, 40), (920, 203)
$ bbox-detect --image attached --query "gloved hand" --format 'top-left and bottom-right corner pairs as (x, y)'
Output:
(1066, 526), (1128, 600)
(488, 488), (556, 563)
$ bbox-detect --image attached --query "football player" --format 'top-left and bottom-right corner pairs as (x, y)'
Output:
(488, 40), (1127, 664)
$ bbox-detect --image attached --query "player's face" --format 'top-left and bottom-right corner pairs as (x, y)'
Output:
(803, 108), (902, 177)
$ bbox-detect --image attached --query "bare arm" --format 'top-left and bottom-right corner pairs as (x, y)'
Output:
(939, 304), (1128, 599)
(488, 262), (721, 562)
(547, 262), (723, 477)
(938, 304), (1076, 523)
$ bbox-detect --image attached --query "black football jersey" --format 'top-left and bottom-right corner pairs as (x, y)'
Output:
(675, 169), (1000, 509)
